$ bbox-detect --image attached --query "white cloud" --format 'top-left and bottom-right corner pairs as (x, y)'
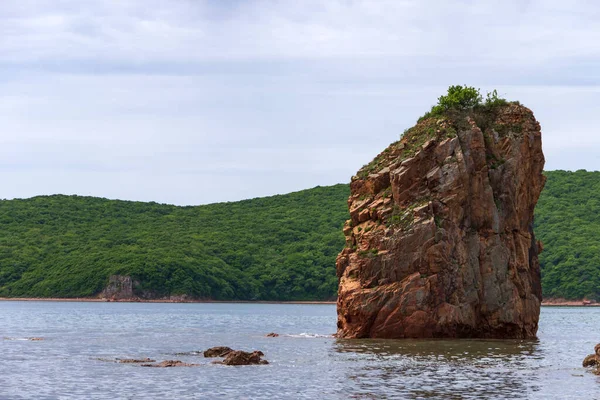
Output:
(0, 0), (599, 204)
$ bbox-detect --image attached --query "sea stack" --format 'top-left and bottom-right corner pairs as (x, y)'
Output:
(336, 95), (545, 339)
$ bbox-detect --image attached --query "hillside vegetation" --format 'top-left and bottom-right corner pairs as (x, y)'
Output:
(535, 170), (600, 300)
(0, 170), (598, 301)
(0, 185), (349, 300)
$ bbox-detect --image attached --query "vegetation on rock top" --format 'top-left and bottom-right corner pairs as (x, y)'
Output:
(358, 86), (520, 180)
(419, 85), (512, 122)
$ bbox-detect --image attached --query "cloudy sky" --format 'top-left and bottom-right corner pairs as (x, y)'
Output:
(1, 1), (599, 205)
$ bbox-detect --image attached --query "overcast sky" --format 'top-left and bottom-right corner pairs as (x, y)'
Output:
(1, 1), (599, 205)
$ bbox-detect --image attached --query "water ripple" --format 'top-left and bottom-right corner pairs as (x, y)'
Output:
(0, 303), (599, 399)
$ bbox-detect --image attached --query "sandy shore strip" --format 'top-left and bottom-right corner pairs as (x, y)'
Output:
(0, 297), (336, 304)
(541, 299), (600, 307)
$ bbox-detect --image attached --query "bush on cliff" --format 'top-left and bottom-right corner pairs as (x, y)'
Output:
(433, 85), (482, 113)
(419, 85), (509, 122)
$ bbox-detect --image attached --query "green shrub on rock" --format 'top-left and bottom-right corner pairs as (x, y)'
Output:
(419, 85), (509, 122)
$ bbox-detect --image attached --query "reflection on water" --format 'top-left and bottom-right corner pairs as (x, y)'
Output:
(334, 339), (543, 399)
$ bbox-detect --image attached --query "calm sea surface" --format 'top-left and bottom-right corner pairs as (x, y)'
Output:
(1, 302), (599, 399)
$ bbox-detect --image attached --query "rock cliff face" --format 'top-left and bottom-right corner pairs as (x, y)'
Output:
(100, 275), (134, 300)
(336, 103), (545, 339)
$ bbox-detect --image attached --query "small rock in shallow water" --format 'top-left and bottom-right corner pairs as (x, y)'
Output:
(118, 358), (155, 364)
(203, 346), (233, 358)
(265, 332), (279, 337)
(174, 351), (202, 356)
(213, 350), (268, 366)
(582, 344), (600, 373)
(95, 358), (117, 363)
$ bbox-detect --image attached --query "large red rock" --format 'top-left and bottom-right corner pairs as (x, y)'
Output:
(336, 103), (545, 339)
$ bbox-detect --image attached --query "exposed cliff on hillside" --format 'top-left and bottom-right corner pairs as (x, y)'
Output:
(336, 95), (545, 339)
(100, 275), (135, 300)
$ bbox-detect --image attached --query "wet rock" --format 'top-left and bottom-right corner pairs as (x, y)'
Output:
(583, 354), (597, 368)
(141, 360), (198, 367)
(583, 343), (600, 373)
(266, 332), (279, 337)
(118, 358), (155, 364)
(28, 337), (44, 341)
(212, 350), (268, 366)
(203, 346), (233, 358)
(95, 357), (117, 363)
(337, 103), (545, 339)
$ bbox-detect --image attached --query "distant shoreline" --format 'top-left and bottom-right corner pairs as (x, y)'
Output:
(541, 300), (600, 307)
(0, 297), (336, 305)
(0, 297), (597, 307)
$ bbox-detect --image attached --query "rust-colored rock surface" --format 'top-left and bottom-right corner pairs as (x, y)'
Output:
(582, 343), (600, 374)
(212, 350), (269, 365)
(203, 346), (233, 358)
(336, 103), (545, 339)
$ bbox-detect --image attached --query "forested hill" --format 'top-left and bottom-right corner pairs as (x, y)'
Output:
(0, 185), (349, 300)
(535, 170), (600, 300)
(0, 170), (599, 301)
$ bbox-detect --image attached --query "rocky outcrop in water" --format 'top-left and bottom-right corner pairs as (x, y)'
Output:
(336, 103), (545, 339)
(141, 360), (198, 367)
(203, 346), (268, 365)
(213, 350), (269, 366)
(583, 343), (600, 374)
(203, 346), (233, 357)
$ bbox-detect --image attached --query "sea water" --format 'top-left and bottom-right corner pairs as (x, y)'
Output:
(1, 302), (599, 399)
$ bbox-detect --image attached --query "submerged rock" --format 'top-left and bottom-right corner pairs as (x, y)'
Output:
(118, 358), (155, 364)
(203, 346), (233, 358)
(141, 360), (198, 367)
(213, 350), (268, 366)
(174, 351), (203, 356)
(337, 103), (545, 339)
